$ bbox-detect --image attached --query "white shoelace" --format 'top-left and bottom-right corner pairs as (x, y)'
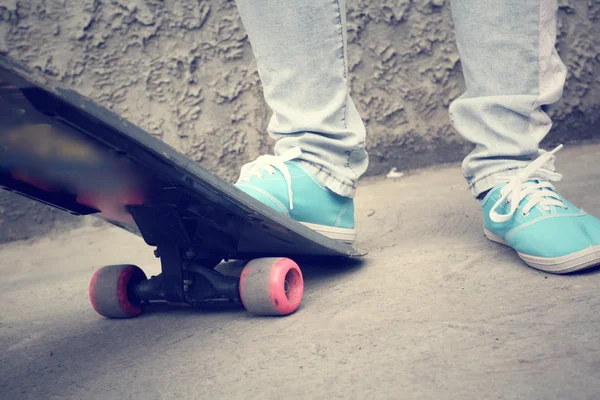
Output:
(489, 145), (566, 223)
(237, 147), (303, 210)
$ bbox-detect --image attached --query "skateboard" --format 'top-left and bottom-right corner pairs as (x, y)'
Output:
(0, 54), (364, 318)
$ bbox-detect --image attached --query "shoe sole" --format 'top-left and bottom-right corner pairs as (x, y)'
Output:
(484, 228), (600, 274)
(301, 222), (356, 245)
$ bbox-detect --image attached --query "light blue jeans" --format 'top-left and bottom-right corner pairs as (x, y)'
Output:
(233, 0), (567, 198)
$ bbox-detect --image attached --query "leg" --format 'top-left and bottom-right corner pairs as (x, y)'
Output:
(234, 0), (367, 198)
(449, 0), (566, 196)
(449, 0), (600, 273)
(233, 0), (367, 243)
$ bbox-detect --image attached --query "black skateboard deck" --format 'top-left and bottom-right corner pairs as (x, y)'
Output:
(0, 54), (364, 317)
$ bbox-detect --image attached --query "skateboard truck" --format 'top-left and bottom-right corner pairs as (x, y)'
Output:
(87, 203), (305, 318)
(132, 254), (241, 308)
(134, 242), (241, 308)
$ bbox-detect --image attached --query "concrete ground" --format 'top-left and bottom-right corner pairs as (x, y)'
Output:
(1, 143), (600, 399)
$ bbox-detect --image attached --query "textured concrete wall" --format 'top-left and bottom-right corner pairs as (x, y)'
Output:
(1, 0), (599, 242)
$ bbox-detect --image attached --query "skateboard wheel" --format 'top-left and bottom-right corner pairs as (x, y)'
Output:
(89, 264), (147, 319)
(239, 258), (304, 316)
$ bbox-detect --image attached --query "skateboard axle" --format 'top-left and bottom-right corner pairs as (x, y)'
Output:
(133, 264), (241, 306)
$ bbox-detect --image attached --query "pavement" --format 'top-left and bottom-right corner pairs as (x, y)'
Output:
(1, 143), (600, 399)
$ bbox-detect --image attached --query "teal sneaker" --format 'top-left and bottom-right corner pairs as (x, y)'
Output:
(235, 147), (355, 243)
(481, 145), (600, 274)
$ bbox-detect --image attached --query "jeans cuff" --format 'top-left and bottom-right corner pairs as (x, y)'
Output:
(297, 161), (357, 198)
(468, 167), (527, 198)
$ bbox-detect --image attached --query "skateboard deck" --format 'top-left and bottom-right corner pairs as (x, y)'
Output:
(0, 54), (364, 317)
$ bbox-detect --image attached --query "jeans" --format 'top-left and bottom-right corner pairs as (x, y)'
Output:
(233, 0), (567, 198)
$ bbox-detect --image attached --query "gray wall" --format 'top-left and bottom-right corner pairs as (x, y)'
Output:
(1, 0), (599, 242)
